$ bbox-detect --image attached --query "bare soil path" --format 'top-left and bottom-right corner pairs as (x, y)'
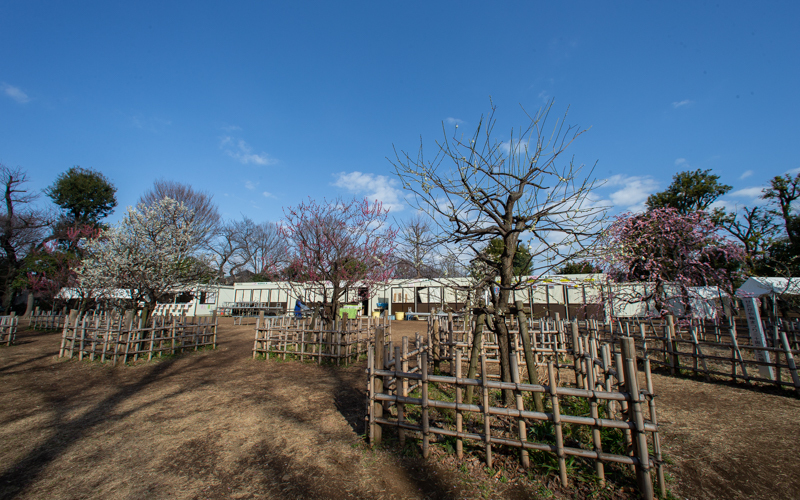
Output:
(1, 319), (798, 499)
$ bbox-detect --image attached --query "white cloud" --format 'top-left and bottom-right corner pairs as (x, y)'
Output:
(262, 191), (274, 198)
(729, 186), (765, 198)
(2, 83), (29, 104)
(787, 167), (800, 175)
(333, 171), (405, 212)
(244, 180), (257, 190)
(221, 136), (276, 166)
(671, 99), (693, 109)
(740, 170), (753, 179)
(603, 174), (659, 212)
(445, 117), (464, 126)
(674, 158), (687, 166)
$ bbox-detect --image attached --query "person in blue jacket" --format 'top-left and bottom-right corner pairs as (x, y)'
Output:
(294, 299), (304, 318)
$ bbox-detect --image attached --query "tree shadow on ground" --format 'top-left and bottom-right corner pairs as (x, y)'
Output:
(0, 355), (207, 499)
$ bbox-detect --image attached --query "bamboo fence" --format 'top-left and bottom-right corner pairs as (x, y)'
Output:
(253, 314), (389, 365)
(59, 311), (217, 365)
(0, 315), (17, 346)
(28, 311), (68, 331)
(368, 327), (663, 499)
(587, 317), (800, 394)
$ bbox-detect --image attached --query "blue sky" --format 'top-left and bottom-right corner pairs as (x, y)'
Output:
(1, 1), (798, 227)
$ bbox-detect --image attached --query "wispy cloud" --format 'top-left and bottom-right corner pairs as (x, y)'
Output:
(333, 171), (405, 212)
(132, 115), (171, 132)
(2, 83), (30, 104)
(729, 186), (765, 198)
(221, 136), (276, 166)
(537, 90), (550, 102)
(445, 117), (464, 126)
(244, 180), (257, 190)
(262, 191), (274, 198)
(674, 158), (688, 167)
(671, 99), (694, 109)
(740, 170), (754, 180)
(603, 174), (659, 212)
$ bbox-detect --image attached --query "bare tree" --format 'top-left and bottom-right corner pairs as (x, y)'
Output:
(139, 179), (221, 244)
(393, 214), (440, 278)
(0, 165), (51, 310)
(392, 100), (605, 403)
(208, 219), (246, 280)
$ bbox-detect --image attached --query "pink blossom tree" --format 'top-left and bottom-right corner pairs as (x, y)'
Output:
(599, 207), (745, 318)
(279, 197), (397, 327)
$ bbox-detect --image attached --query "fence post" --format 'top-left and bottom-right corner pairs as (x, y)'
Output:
(666, 315), (678, 374)
(779, 329), (800, 395)
(621, 337), (654, 500)
(372, 325), (385, 444)
(422, 351), (430, 458)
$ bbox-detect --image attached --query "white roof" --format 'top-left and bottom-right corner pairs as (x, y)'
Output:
(736, 277), (800, 298)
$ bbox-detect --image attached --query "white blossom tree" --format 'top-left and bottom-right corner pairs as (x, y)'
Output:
(77, 198), (214, 316)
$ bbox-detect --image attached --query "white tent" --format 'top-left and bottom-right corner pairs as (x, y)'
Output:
(736, 277), (800, 298)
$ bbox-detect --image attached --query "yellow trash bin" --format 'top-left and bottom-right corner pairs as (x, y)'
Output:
(395, 311), (405, 321)
(372, 311), (381, 318)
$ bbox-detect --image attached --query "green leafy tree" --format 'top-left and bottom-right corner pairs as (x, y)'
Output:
(45, 166), (117, 226)
(557, 261), (601, 274)
(646, 169), (731, 214)
(482, 238), (532, 276)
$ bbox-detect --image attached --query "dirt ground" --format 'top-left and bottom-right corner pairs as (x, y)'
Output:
(1, 319), (799, 500)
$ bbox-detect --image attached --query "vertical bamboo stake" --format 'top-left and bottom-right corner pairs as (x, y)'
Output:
(585, 354), (605, 485)
(466, 311), (486, 405)
(621, 337), (654, 500)
(615, 350), (633, 453)
(455, 348), (463, 459)
(510, 335), (529, 468)
(689, 326), (710, 381)
(779, 329), (800, 395)
(728, 319), (749, 382)
(571, 320), (584, 389)
(395, 344), (405, 448)
(401, 338), (409, 448)
(481, 352), (492, 468)
(644, 358), (666, 496)
(373, 326), (385, 444)
(547, 360), (568, 486)
(421, 351), (430, 459)
(368, 345), (375, 445)
(666, 315), (677, 374)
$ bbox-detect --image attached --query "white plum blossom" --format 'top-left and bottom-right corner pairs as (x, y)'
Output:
(77, 197), (213, 309)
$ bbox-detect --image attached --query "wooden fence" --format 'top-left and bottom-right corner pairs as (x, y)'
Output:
(59, 311), (217, 365)
(253, 315), (388, 365)
(369, 326), (664, 499)
(0, 315), (17, 346)
(28, 311), (68, 331)
(580, 317), (800, 395)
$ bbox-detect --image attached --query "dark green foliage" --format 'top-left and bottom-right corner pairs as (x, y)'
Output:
(481, 238), (533, 277)
(646, 169), (731, 214)
(45, 166), (117, 225)
(557, 261), (601, 274)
